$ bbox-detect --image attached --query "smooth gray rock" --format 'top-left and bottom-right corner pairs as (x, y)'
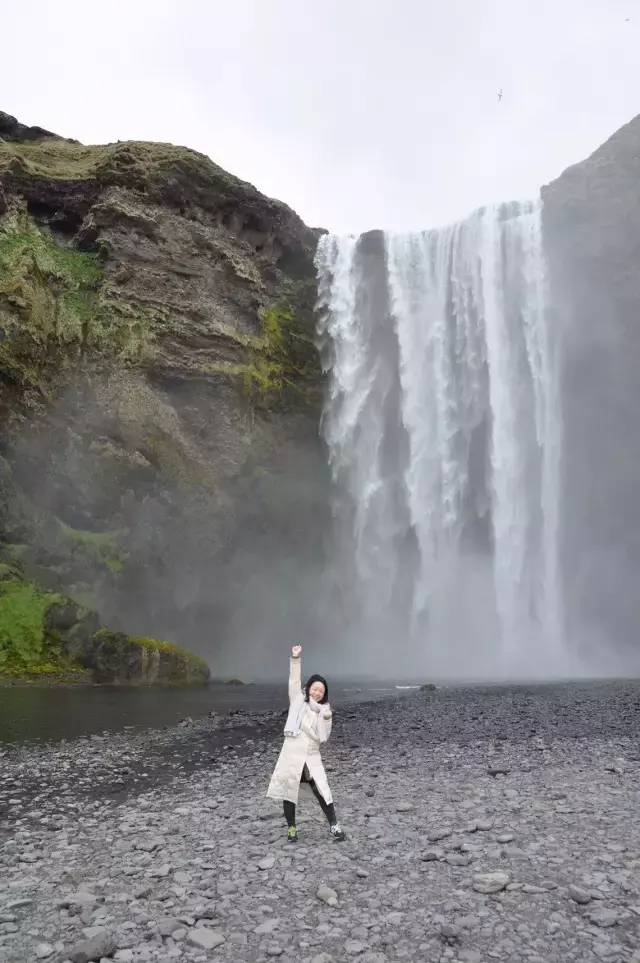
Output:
(65, 932), (117, 963)
(568, 885), (592, 905)
(472, 872), (510, 894)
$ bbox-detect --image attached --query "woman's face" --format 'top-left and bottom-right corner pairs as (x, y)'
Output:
(308, 680), (326, 703)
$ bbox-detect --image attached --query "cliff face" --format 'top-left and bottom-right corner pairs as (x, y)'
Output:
(542, 114), (640, 660)
(0, 112), (329, 678)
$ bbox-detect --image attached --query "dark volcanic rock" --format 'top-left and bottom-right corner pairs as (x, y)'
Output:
(542, 114), (640, 664)
(0, 112), (328, 679)
(0, 111), (63, 144)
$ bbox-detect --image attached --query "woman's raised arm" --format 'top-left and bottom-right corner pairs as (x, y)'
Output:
(289, 644), (302, 702)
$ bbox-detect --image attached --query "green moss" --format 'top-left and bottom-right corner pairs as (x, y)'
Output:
(134, 635), (209, 669)
(0, 138), (235, 191)
(92, 628), (210, 684)
(143, 431), (215, 491)
(0, 213), (158, 388)
(55, 519), (125, 573)
(2, 543), (29, 558)
(67, 583), (97, 611)
(0, 213), (100, 385)
(0, 660), (91, 685)
(0, 578), (57, 668)
(239, 302), (318, 409)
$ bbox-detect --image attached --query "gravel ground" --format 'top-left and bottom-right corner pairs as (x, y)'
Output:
(1, 682), (640, 963)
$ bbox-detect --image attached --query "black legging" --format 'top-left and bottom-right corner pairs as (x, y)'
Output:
(283, 773), (336, 827)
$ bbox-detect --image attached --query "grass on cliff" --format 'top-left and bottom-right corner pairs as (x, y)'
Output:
(238, 303), (319, 409)
(0, 577), (57, 669)
(56, 519), (125, 574)
(0, 214), (102, 385)
(0, 138), (236, 191)
(0, 213), (155, 384)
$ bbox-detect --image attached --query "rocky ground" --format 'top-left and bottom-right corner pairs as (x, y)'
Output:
(1, 682), (640, 963)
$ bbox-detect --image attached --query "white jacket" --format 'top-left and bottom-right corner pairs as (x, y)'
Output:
(266, 657), (333, 805)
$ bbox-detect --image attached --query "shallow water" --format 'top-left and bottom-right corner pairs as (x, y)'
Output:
(0, 681), (405, 744)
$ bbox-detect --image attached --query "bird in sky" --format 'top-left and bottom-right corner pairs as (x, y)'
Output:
(498, 89), (503, 102)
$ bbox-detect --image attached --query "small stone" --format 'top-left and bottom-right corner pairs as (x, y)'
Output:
(311, 955), (333, 963)
(427, 828), (451, 842)
(66, 932), (118, 963)
(317, 884), (339, 906)
(356, 869), (370, 878)
(496, 833), (514, 843)
(6, 899), (34, 910)
(446, 854), (471, 867)
(254, 919), (280, 935)
(472, 871), (510, 894)
(258, 856), (276, 871)
(266, 945), (284, 957)
(440, 923), (460, 940)
(474, 819), (494, 832)
(157, 917), (181, 937)
(455, 915), (480, 929)
(58, 892), (98, 909)
(421, 849), (441, 862)
(35, 945), (55, 960)
(568, 885), (592, 905)
(187, 927), (226, 949)
(395, 801), (414, 813)
(345, 940), (366, 955)
(588, 907), (618, 928)
(173, 871), (192, 884)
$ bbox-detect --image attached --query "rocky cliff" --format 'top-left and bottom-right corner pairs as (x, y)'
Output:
(0, 111), (329, 681)
(542, 113), (640, 661)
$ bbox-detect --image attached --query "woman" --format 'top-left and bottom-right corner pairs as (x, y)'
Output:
(266, 644), (346, 842)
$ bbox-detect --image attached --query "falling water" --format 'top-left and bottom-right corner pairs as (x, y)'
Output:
(316, 201), (565, 679)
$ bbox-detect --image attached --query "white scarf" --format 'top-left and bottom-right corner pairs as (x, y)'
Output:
(284, 694), (329, 743)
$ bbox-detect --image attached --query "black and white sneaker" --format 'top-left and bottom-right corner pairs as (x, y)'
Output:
(330, 822), (346, 842)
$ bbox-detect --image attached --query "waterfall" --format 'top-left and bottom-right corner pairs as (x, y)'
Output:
(316, 201), (565, 680)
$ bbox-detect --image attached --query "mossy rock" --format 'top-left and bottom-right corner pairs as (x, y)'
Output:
(87, 629), (210, 686)
(0, 568), (210, 686)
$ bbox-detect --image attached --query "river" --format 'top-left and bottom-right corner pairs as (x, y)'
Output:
(0, 681), (413, 744)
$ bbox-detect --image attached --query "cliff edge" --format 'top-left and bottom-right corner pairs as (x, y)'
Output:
(0, 111), (328, 681)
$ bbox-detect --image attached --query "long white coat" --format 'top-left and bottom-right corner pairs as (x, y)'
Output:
(266, 657), (333, 805)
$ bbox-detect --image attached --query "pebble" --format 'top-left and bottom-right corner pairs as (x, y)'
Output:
(345, 939), (367, 955)
(1, 681), (639, 963)
(472, 872), (510, 894)
(568, 884), (592, 904)
(187, 927), (226, 949)
(317, 885), (339, 907)
(427, 828), (451, 842)
(65, 932), (118, 963)
(588, 907), (619, 928)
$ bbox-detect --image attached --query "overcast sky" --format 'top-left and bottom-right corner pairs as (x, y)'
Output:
(3, 0), (639, 233)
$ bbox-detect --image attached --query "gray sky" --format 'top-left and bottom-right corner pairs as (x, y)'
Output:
(4, 0), (639, 233)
